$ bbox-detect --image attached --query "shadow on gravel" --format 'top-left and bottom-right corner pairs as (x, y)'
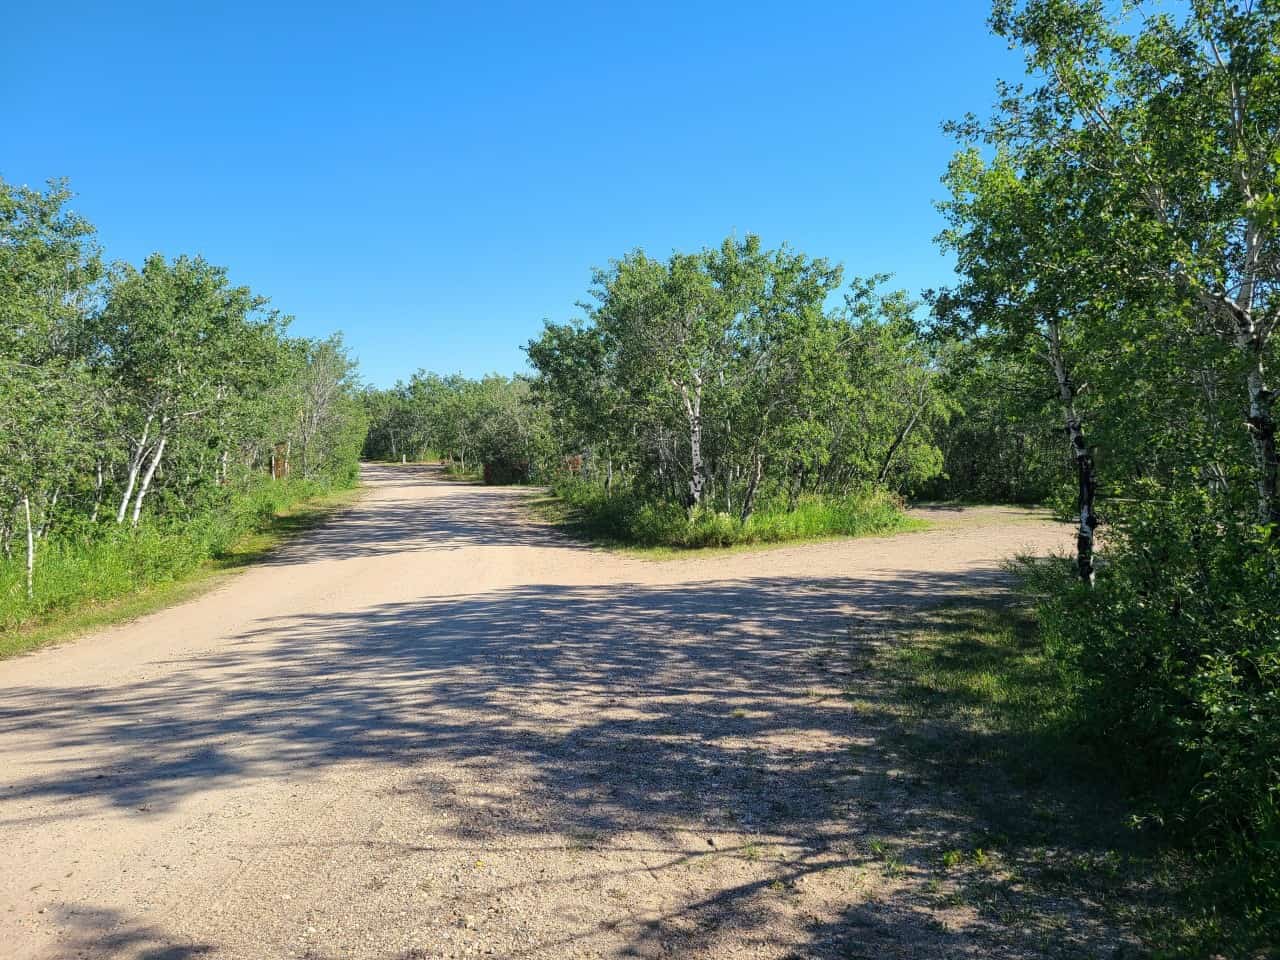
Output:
(3, 468), (1119, 958)
(259, 463), (571, 564)
(0, 567), (1129, 957)
(46, 906), (213, 959)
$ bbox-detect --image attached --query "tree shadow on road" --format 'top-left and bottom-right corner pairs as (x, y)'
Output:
(0, 559), (1144, 958)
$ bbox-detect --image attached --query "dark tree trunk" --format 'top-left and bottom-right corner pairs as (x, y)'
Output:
(1047, 319), (1097, 586)
(1069, 418), (1098, 586)
(1246, 365), (1279, 532)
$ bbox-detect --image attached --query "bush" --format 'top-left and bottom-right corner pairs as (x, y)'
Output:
(549, 477), (915, 548)
(1025, 487), (1280, 943)
(0, 476), (347, 633)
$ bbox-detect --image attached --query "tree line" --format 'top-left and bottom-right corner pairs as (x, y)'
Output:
(362, 245), (1063, 527)
(361, 372), (551, 483)
(933, 1), (1278, 948)
(1, 179), (365, 619)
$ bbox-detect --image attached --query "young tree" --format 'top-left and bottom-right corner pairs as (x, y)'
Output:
(935, 150), (1114, 583)
(94, 255), (283, 524)
(0, 178), (102, 594)
(991, 0), (1280, 529)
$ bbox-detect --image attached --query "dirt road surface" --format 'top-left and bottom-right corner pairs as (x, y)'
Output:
(1, 464), (1072, 960)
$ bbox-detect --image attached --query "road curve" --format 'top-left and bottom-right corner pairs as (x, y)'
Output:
(0, 464), (1068, 960)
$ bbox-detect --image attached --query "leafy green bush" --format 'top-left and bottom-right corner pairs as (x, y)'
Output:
(0, 476), (347, 633)
(1025, 488), (1279, 944)
(550, 477), (915, 548)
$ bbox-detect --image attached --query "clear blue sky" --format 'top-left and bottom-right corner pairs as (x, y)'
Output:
(3, 1), (1020, 387)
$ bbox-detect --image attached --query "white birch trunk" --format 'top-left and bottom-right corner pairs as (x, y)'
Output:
(130, 434), (168, 527)
(679, 374), (705, 512)
(116, 413), (155, 523)
(91, 460), (104, 523)
(23, 495), (34, 601)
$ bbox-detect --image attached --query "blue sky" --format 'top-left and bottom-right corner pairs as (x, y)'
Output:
(4, 1), (1021, 387)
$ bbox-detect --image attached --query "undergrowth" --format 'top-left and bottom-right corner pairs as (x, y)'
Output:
(884, 601), (1273, 958)
(0, 477), (358, 646)
(546, 477), (919, 549)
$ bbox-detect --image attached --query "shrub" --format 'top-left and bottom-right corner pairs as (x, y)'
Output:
(1025, 487), (1279, 943)
(549, 478), (914, 548)
(0, 476), (347, 633)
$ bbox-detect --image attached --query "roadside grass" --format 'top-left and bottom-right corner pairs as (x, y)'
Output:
(0, 484), (363, 660)
(875, 601), (1250, 957)
(530, 482), (927, 558)
(442, 463), (483, 482)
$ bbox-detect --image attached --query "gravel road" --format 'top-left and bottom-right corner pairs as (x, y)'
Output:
(0, 464), (1071, 959)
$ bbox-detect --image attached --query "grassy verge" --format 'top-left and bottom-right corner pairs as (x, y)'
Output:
(534, 479), (926, 555)
(441, 463), (483, 482)
(0, 484), (363, 660)
(875, 601), (1253, 957)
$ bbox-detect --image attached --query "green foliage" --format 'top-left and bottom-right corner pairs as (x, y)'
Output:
(916, 346), (1067, 504)
(1026, 492), (1279, 913)
(548, 477), (914, 549)
(528, 236), (948, 522)
(1021, 533), (1279, 951)
(882, 603), (1250, 958)
(937, 2), (1280, 945)
(0, 476), (350, 633)
(362, 373), (552, 484)
(0, 177), (364, 617)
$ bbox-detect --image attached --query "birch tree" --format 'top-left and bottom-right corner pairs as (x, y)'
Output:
(0, 179), (101, 592)
(991, 0), (1280, 530)
(94, 255), (283, 525)
(935, 149), (1113, 584)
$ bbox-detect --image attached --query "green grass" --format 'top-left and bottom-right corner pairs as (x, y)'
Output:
(533, 479), (926, 555)
(442, 462), (483, 482)
(880, 602), (1262, 957)
(0, 482), (363, 660)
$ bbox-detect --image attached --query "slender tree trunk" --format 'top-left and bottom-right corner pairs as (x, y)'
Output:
(1245, 359), (1279, 531)
(23, 495), (34, 601)
(1068, 419), (1098, 586)
(131, 434), (168, 527)
(116, 413), (155, 523)
(680, 376), (705, 512)
(91, 460), (105, 523)
(36, 488), (59, 540)
(878, 382), (928, 485)
(1047, 321), (1097, 586)
(739, 448), (765, 522)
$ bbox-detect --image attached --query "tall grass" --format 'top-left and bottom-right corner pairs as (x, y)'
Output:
(549, 478), (918, 548)
(0, 477), (351, 634)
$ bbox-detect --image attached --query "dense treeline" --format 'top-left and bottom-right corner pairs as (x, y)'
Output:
(517, 242), (958, 544)
(362, 252), (1066, 515)
(361, 372), (551, 483)
(361, 240), (994, 547)
(0, 179), (365, 627)
(527, 248), (947, 508)
(935, 1), (1279, 948)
